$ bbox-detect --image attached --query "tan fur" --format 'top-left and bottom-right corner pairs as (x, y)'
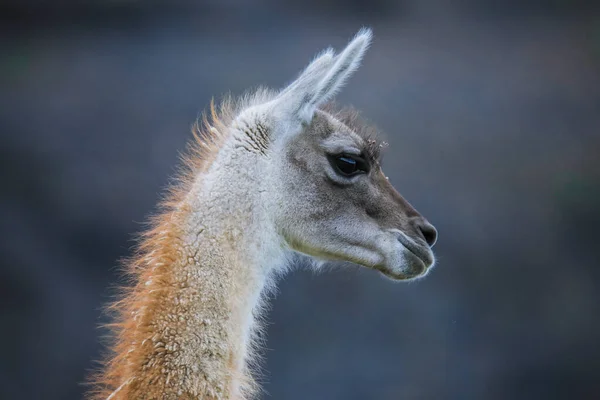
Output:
(88, 96), (263, 400)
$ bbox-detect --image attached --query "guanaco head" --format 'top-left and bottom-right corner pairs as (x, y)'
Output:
(256, 29), (437, 280)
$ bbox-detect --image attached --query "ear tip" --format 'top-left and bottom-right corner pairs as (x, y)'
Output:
(341, 27), (372, 58)
(357, 27), (373, 38)
(317, 47), (335, 60)
(354, 27), (373, 45)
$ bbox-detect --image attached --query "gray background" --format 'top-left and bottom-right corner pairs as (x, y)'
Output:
(1, 1), (599, 399)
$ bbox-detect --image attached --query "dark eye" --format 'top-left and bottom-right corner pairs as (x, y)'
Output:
(330, 154), (369, 177)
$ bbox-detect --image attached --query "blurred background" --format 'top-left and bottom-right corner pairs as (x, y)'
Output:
(1, 1), (600, 399)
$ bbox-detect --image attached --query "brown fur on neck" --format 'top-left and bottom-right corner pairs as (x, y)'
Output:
(87, 98), (246, 400)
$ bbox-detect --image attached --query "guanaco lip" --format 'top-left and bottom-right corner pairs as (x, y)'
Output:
(397, 234), (433, 267)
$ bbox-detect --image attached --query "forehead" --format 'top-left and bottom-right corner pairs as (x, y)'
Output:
(313, 108), (383, 164)
(321, 116), (364, 154)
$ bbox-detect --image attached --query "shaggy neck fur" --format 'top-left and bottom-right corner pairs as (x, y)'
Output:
(92, 101), (286, 400)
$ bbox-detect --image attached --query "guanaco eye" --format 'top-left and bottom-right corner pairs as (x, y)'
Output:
(329, 154), (369, 177)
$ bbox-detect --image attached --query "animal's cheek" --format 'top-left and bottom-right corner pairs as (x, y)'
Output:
(360, 190), (394, 223)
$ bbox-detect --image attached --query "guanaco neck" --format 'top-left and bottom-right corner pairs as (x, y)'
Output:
(102, 135), (284, 400)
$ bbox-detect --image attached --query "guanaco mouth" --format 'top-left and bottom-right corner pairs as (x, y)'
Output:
(397, 234), (433, 267)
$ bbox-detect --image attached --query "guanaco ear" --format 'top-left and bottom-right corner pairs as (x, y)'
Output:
(272, 28), (372, 128)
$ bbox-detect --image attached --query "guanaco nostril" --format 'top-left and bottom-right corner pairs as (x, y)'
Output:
(417, 220), (437, 247)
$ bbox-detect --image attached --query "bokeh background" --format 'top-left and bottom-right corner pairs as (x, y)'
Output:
(2, 1), (600, 399)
